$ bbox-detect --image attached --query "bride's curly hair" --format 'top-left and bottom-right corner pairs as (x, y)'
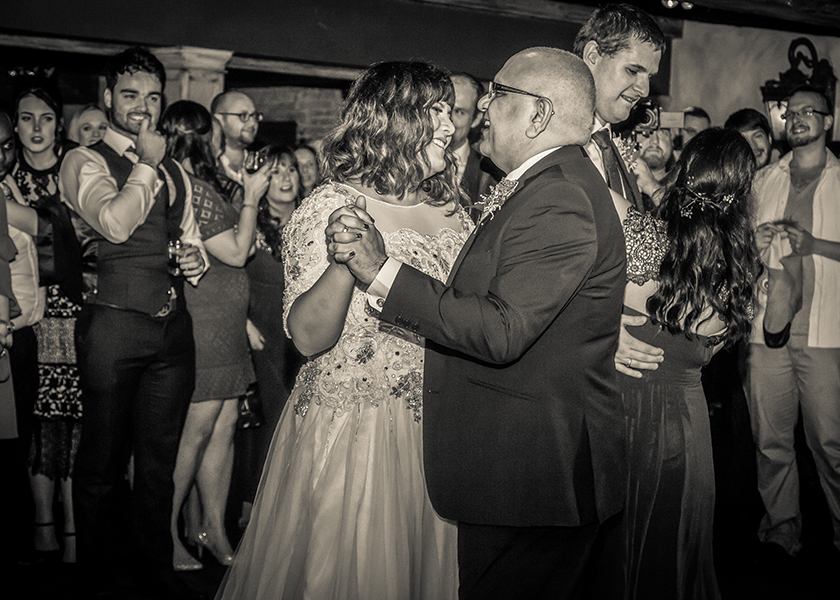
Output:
(321, 61), (465, 207)
(648, 128), (763, 345)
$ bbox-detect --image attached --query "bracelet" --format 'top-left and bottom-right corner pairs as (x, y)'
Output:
(241, 204), (259, 213)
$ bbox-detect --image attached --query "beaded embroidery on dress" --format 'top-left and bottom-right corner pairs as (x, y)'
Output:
(216, 181), (470, 600)
(623, 205), (668, 287)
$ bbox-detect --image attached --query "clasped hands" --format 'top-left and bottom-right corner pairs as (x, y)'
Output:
(756, 220), (815, 256)
(326, 195), (387, 286)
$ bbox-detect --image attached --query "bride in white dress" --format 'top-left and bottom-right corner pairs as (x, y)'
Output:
(215, 61), (472, 600)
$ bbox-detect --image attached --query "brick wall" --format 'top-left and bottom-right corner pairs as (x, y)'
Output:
(241, 86), (344, 147)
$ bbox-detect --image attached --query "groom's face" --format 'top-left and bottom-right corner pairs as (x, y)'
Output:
(476, 59), (532, 173)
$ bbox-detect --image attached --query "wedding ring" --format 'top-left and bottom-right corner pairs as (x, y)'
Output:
(342, 226), (348, 233)
(627, 358), (633, 368)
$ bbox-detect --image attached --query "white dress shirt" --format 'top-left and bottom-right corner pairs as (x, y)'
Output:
(59, 126), (208, 283)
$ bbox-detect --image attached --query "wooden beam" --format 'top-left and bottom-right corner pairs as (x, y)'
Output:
(407, 0), (684, 37)
(0, 32), (126, 55)
(226, 56), (361, 81)
(0, 33), (361, 82)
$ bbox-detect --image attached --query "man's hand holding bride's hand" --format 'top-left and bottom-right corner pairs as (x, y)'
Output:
(326, 194), (387, 285)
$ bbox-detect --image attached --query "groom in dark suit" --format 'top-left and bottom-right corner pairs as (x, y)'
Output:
(328, 48), (626, 599)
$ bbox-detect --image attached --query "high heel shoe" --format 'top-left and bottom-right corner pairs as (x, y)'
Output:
(196, 531), (234, 566)
(173, 539), (204, 572)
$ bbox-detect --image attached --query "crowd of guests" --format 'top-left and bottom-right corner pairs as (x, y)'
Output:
(0, 48), (311, 599)
(1, 3), (839, 600)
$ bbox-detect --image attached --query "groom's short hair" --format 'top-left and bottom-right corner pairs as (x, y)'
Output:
(573, 3), (666, 58)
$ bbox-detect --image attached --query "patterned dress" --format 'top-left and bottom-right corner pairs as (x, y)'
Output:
(14, 157), (83, 480)
(216, 182), (471, 600)
(620, 206), (722, 600)
(183, 175), (254, 402)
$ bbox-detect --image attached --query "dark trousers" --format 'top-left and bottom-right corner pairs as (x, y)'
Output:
(0, 327), (38, 567)
(457, 515), (620, 600)
(73, 305), (194, 590)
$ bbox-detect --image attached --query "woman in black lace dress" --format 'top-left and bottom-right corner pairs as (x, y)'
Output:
(615, 128), (762, 599)
(10, 82), (84, 564)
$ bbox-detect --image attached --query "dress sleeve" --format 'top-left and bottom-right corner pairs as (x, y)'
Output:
(189, 176), (238, 240)
(281, 184), (349, 338)
(624, 205), (668, 286)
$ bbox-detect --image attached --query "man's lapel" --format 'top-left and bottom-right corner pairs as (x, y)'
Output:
(444, 148), (571, 286)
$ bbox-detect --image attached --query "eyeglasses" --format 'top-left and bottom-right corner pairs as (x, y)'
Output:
(487, 81), (555, 116)
(215, 111), (264, 123)
(780, 107), (830, 121)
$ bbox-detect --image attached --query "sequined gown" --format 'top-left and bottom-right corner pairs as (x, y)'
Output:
(620, 207), (721, 600)
(216, 182), (471, 600)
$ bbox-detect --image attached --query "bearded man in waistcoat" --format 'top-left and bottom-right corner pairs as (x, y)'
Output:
(60, 47), (207, 599)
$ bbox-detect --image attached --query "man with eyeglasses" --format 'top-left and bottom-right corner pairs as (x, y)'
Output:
(749, 84), (840, 561)
(328, 47), (627, 599)
(211, 90), (262, 185)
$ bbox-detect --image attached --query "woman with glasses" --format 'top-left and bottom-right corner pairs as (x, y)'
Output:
(216, 61), (470, 600)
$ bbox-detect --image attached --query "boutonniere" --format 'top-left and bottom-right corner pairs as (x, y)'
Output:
(478, 178), (518, 221)
(613, 134), (640, 167)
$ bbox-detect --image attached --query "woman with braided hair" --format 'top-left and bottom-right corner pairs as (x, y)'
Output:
(614, 127), (763, 599)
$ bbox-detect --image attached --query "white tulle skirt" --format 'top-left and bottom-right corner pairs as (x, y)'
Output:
(215, 384), (459, 600)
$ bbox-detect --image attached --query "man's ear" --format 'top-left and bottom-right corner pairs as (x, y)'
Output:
(582, 40), (602, 69)
(103, 88), (113, 111)
(525, 98), (554, 139)
(470, 109), (484, 130)
(824, 113), (834, 133)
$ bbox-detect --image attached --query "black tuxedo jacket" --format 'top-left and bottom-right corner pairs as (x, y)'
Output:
(381, 146), (627, 527)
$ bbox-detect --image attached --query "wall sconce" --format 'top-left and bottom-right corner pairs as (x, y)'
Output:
(760, 37), (838, 141)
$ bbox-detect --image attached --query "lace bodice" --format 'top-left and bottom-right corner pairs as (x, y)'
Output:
(282, 182), (472, 419)
(624, 205), (668, 286)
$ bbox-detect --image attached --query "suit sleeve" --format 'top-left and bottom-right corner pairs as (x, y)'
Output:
(380, 179), (597, 364)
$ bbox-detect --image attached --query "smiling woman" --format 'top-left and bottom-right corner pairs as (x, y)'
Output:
(216, 61), (472, 600)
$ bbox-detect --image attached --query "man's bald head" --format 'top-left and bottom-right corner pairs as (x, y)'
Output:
(507, 47), (595, 145)
(211, 90), (254, 115)
(479, 47), (595, 172)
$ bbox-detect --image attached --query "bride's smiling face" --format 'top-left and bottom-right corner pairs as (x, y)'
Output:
(267, 154), (300, 207)
(421, 101), (455, 180)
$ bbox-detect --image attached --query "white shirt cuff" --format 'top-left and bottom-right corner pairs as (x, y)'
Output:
(366, 257), (402, 311)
